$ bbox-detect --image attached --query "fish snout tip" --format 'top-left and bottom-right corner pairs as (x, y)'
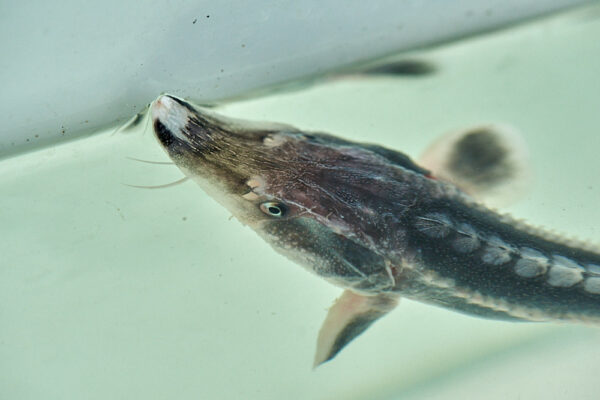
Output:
(151, 94), (179, 122)
(151, 95), (192, 146)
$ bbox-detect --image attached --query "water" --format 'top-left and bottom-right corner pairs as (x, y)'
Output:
(2, 6), (600, 399)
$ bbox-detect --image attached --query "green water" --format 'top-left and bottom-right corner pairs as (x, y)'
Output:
(2, 6), (600, 400)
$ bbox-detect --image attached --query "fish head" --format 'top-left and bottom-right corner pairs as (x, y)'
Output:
(151, 94), (303, 226)
(150, 94), (423, 291)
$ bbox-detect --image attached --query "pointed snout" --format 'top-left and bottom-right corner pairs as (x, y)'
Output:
(151, 95), (194, 147)
(151, 95), (189, 130)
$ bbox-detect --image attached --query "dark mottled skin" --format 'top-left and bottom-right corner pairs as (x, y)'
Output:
(153, 95), (600, 328)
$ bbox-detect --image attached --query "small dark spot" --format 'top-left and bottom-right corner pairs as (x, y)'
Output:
(34, 134), (39, 138)
(361, 60), (436, 77)
(206, 15), (210, 18)
(192, 18), (197, 24)
(26, 138), (30, 142)
(220, 68), (224, 73)
(241, 44), (246, 48)
(182, 216), (187, 221)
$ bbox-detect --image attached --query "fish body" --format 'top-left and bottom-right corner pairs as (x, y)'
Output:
(150, 95), (600, 365)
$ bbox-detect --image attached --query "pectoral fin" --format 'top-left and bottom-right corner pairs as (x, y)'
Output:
(419, 124), (531, 207)
(314, 290), (399, 366)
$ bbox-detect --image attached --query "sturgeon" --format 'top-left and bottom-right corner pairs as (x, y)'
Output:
(149, 94), (600, 366)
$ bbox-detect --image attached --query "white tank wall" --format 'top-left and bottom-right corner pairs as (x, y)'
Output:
(0, 0), (593, 158)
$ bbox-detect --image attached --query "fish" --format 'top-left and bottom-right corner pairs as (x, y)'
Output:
(149, 94), (600, 366)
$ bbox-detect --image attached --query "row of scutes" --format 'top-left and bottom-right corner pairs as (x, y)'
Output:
(414, 212), (600, 294)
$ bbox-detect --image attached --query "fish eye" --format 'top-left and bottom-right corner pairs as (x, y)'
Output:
(260, 202), (286, 217)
